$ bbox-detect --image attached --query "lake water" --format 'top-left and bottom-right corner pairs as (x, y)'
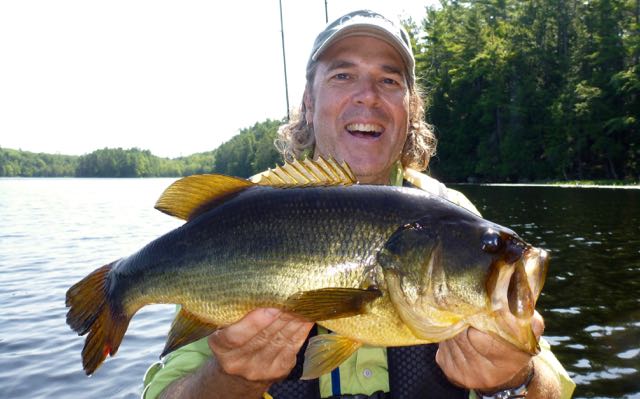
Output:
(0, 178), (638, 398)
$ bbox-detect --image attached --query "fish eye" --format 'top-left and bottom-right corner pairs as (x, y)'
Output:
(481, 229), (503, 253)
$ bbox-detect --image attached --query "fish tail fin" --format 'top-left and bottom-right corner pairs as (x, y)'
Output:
(66, 261), (131, 375)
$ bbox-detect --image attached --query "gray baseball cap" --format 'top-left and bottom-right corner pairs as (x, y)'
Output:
(308, 9), (415, 86)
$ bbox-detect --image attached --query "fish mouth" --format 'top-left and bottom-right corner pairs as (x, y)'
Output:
(486, 243), (549, 353)
(488, 243), (548, 318)
(346, 123), (383, 139)
(506, 246), (548, 319)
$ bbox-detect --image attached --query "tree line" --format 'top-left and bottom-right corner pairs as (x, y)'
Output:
(413, 0), (638, 182)
(1, 0), (638, 182)
(0, 119), (282, 178)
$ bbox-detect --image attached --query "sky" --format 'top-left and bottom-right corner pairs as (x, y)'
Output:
(0, 0), (437, 158)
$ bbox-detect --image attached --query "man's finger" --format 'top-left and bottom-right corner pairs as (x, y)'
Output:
(211, 308), (282, 350)
(267, 316), (314, 348)
(257, 317), (314, 376)
(248, 312), (314, 358)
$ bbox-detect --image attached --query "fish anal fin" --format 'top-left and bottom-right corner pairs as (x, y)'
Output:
(284, 287), (382, 321)
(155, 174), (254, 221)
(161, 308), (218, 357)
(250, 156), (357, 187)
(302, 334), (362, 380)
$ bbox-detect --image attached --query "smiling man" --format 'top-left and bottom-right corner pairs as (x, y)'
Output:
(143, 10), (575, 399)
(305, 34), (410, 184)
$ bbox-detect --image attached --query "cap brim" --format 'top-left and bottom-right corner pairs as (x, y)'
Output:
(311, 24), (415, 80)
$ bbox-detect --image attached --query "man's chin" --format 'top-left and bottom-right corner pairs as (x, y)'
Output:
(348, 163), (390, 185)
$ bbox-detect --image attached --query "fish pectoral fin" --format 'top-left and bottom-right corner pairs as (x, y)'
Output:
(161, 308), (218, 357)
(302, 334), (362, 380)
(155, 174), (255, 221)
(284, 287), (382, 321)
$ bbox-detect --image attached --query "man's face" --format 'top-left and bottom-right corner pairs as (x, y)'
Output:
(306, 35), (410, 184)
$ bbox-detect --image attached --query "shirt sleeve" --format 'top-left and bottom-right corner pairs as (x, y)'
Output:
(537, 337), (576, 398)
(141, 337), (212, 399)
(443, 187), (481, 216)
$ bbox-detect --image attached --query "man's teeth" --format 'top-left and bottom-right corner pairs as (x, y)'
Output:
(346, 123), (382, 133)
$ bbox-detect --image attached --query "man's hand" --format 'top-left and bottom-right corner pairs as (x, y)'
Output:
(436, 311), (545, 391)
(159, 308), (314, 399)
(208, 308), (314, 383)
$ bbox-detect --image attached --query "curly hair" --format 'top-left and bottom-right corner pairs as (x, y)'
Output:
(276, 62), (437, 172)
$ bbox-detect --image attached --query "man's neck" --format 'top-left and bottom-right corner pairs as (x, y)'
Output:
(357, 175), (390, 185)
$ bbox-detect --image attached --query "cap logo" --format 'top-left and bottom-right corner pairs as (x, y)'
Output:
(339, 11), (389, 26)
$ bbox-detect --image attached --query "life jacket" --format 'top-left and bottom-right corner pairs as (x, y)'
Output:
(267, 327), (468, 399)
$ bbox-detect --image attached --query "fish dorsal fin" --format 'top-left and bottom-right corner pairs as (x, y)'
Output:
(155, 174), (254, 221)
(250, 156), (357, 187)
(155, 157), (355, 221)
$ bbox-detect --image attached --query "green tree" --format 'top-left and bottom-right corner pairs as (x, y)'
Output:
(415, 0), (638, 182)
(213, 119), (283, 177)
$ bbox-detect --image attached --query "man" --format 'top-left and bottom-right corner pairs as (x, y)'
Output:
(143, 10), (575, 399)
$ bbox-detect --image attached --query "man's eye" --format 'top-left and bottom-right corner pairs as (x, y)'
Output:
(334, 73), (350, 80)
(382, 77), (400, 85)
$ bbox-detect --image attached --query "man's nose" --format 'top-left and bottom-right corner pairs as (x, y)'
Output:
(353, 77), (380, 107)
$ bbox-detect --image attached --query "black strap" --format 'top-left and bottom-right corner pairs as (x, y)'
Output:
(387, 344), (468, 399)
(267, 325), (321, 399)
(268, 377), (320, 398)
(326, 391), (389, 399)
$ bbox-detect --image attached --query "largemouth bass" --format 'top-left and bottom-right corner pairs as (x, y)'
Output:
(66, 158), (548, 378)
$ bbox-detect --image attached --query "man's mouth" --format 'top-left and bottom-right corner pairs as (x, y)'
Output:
(346, 123), (383, 138)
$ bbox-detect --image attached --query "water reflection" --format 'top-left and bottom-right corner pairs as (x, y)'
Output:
(454, 185), (640, 398)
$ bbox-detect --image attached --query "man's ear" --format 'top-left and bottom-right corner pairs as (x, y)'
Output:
(303, 90), (313, 125)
